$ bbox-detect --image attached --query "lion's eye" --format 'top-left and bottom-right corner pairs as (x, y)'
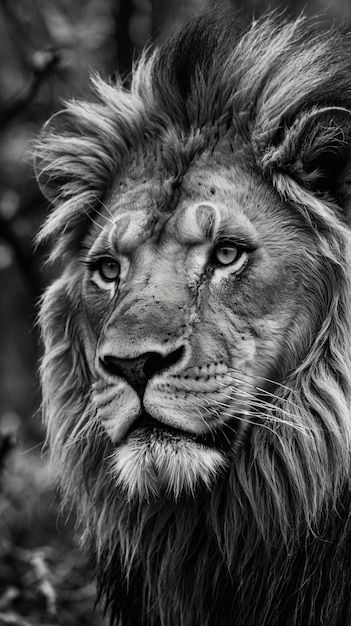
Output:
(209, 242), (249, 276)
(97, 258), (120, 282)
(213, 243), (243, 265)
(86, 256), (121, 292)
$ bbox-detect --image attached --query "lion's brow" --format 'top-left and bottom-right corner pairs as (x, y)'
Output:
(106, 210), (154, 253)
(176, 202), (258, 247)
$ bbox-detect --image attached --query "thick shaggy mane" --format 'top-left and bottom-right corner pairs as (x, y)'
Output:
(36, 10), (351, 626)
(36, 11), (351, 256)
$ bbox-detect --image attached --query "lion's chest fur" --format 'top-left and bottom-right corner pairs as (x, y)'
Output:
(99, 489), (351, 626)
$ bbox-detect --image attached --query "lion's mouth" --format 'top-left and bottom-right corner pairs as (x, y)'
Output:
(124, 412), (230, 450)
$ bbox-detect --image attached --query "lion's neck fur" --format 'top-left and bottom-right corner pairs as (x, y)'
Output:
(92, 467), (351, 626)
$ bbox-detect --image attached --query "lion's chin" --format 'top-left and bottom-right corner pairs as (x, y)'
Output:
(111, 424), (227, 501)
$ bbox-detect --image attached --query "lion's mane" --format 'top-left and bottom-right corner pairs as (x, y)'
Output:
(36, 10), (351, 626)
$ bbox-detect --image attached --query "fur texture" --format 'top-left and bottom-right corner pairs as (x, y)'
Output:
(36, 10), (351, 626)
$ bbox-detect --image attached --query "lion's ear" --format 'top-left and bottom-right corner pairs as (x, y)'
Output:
(261, 106), (351, 220)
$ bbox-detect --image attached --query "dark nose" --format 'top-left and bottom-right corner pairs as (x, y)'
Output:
(99, 346), (184, 397)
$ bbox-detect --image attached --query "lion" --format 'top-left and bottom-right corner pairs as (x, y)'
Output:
(35, 9), (351, 626)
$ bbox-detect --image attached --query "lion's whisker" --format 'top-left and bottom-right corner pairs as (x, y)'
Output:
(218, 381), (299, 418)
(95, 196), (115, 222)
(220, 405), (310, 436)
(254, 386), (301, 411)
(214, 382), (299, 421)
(220, 411), (285, 443)
(93, 207), (114, 225)
(206, 389), (312, 436)
(86, 211), (106, 232)
(198, 388), (310, 436)
(227, 367), (296, 396)
(225, 372), (299, 409)
(194, 405), (219, 444)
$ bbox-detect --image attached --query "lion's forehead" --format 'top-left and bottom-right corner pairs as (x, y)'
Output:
(99, 159), (289, 257)
(106, 202), (255, 256)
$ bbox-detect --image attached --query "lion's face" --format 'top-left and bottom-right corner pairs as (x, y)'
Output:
(79, 148), (320, 500)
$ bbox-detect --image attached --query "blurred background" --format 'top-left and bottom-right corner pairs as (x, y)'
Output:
(0, 0), (350, 624)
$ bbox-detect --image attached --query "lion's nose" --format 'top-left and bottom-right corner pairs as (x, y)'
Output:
(99, 346), (184, 397)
